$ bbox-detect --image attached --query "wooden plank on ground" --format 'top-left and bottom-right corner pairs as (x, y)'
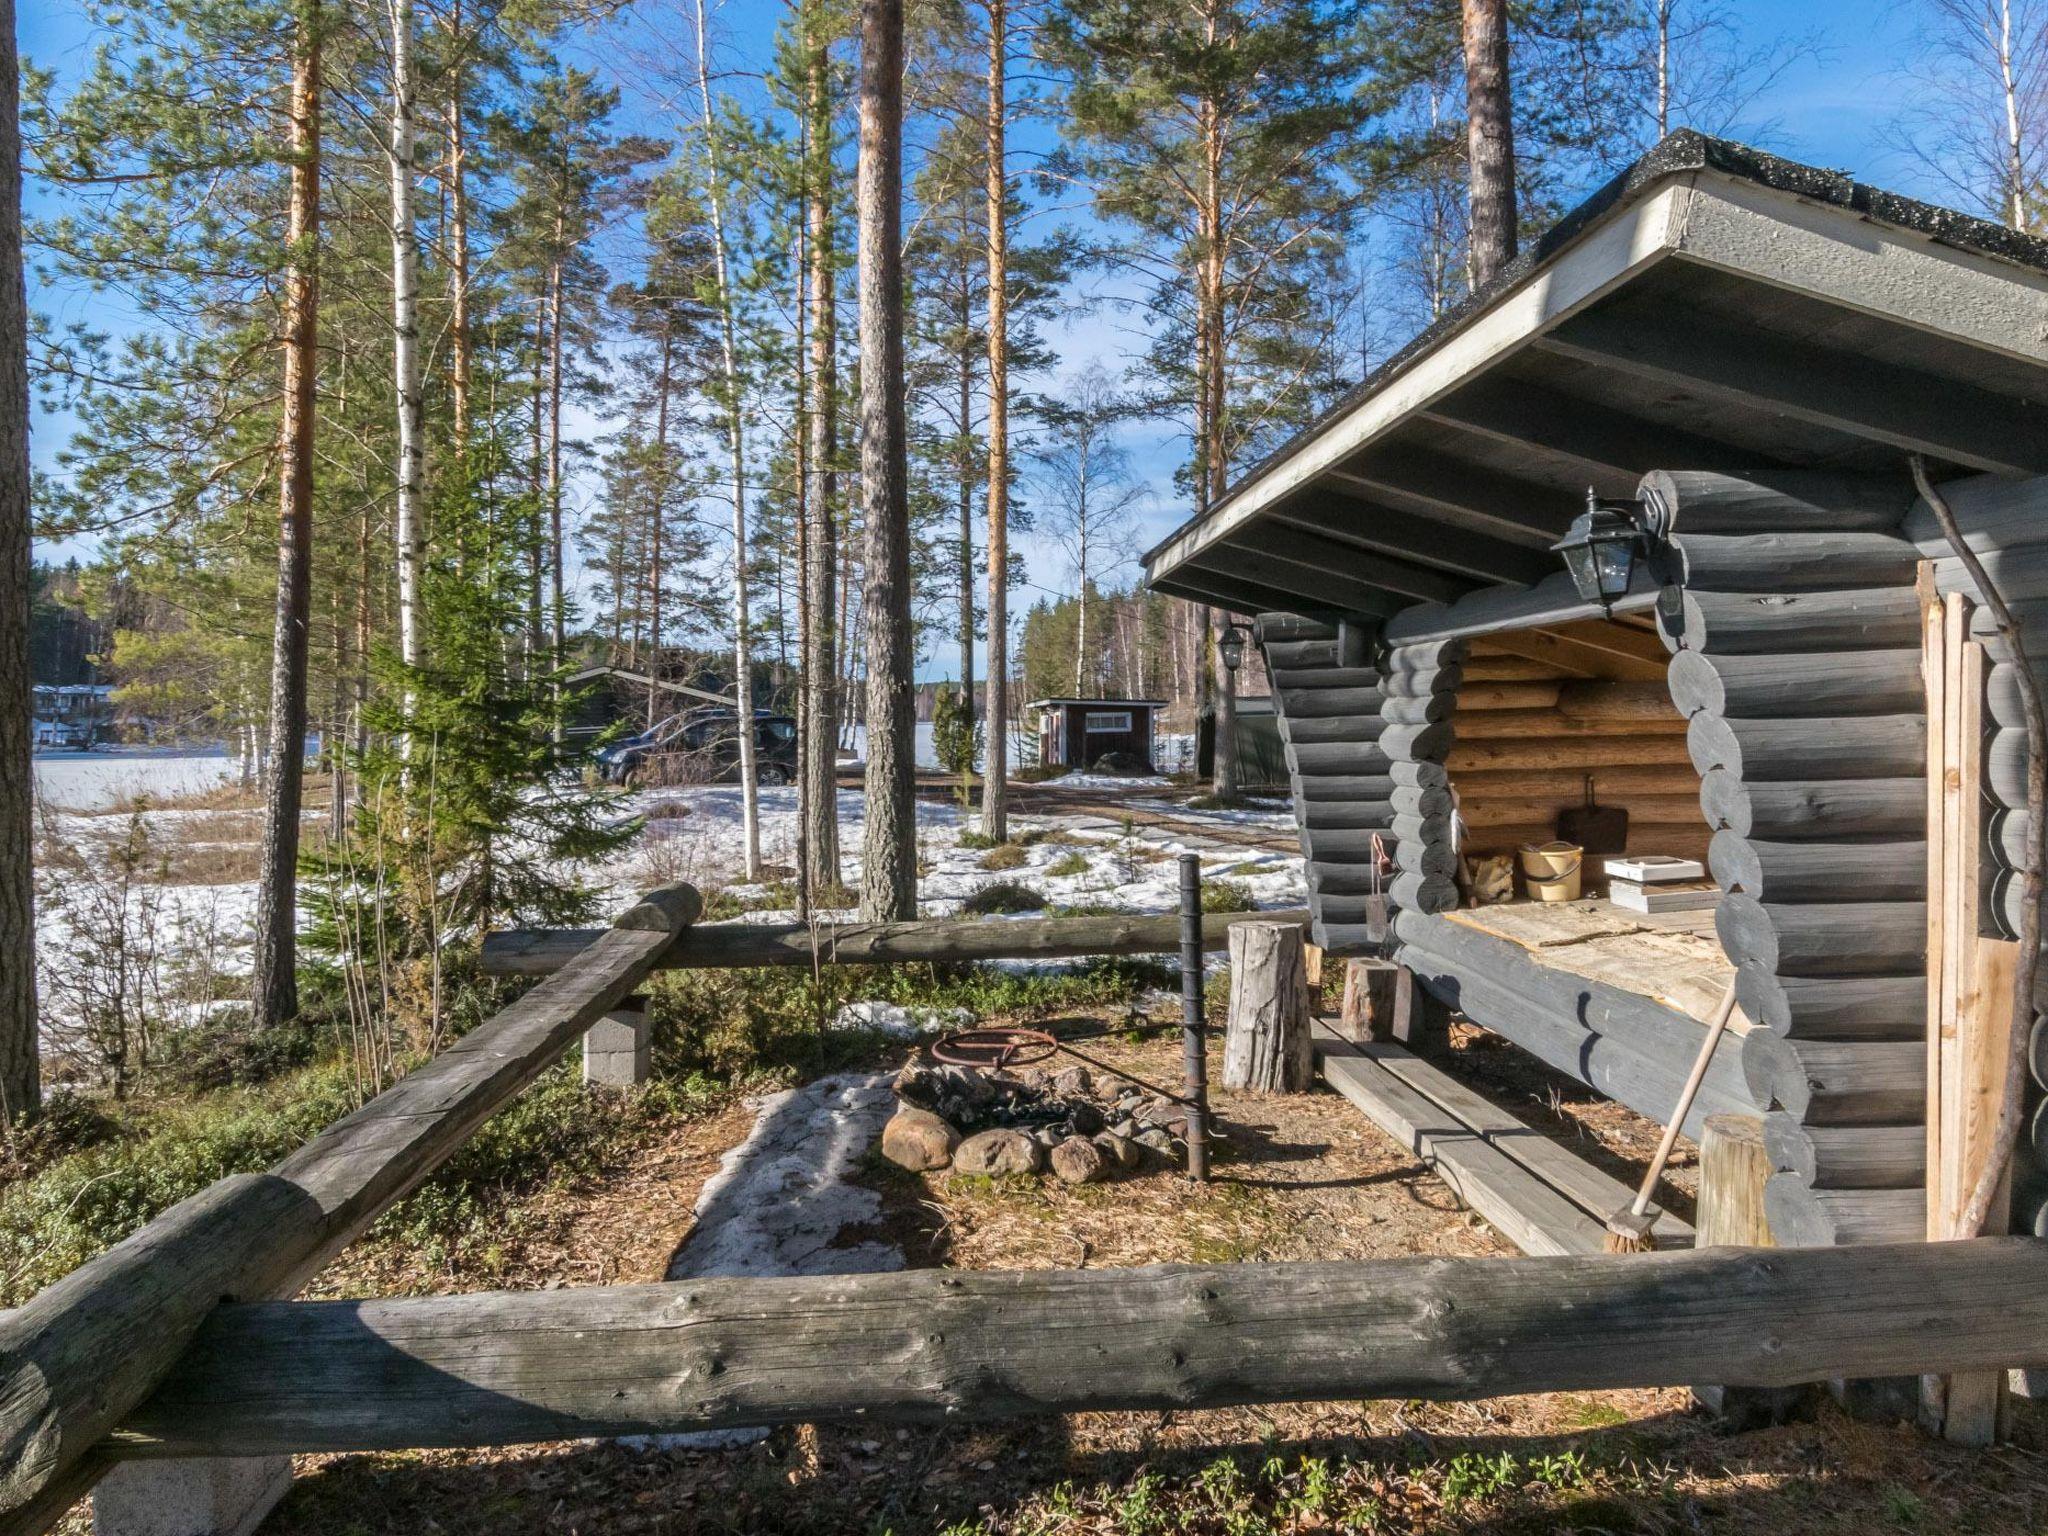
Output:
(1312, 1023), (1607, 1256)
(1334, 1028), (1696, 1247)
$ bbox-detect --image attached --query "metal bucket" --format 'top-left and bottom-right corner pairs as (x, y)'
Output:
(1519, 840), (1583, 902)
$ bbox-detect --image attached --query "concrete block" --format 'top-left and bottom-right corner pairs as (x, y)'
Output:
(584, 1000), (650, 1087)
(94, 1456), (292, 1536)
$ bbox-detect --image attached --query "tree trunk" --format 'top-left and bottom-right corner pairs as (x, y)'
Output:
(958, 334), (975, 715)
(526, 310), (546, 659)
(1999, 0), (2025, 230)
(389, 0), (423, 679)
(647, 333), (671, 729)
(1461, 0), (1517, 286)
(1221, 920), (1312, 1093)
(1654, 0), (1670, 140)
(0, 0), (39, 1125)
(802, 10), (842, 899)
(545, 253), (566, 669)
(693, 0), (762, 880)
(1212, 609), (1238, 798)
(857, 0), (915, 920)
(1074, 494), (1088, 697)
(444, 2), (470, 454)
(980, 0), (1010, 842)
(253, 0), (321, 1033)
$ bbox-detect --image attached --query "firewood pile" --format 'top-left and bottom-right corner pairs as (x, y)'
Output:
(879, 1057), (1189, 1184)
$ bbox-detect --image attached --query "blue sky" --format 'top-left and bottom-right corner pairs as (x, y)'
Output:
(22, 0), (1956, 678)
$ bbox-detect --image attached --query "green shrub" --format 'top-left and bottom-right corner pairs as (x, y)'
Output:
(1045, 850), (1090, 877)
(0, 1062), (362, 1302)
(1202, 878), (1257, 914)
(963, 880), (1046, 915)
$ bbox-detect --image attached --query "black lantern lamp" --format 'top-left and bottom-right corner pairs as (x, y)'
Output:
(1218, 622), (1248, 673)
(1552, 489), (1645, 614)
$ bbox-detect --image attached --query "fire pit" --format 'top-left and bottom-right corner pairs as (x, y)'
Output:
(879, 1048), (1190, 1185)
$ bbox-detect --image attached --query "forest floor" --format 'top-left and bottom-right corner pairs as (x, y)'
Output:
(26, 767), (2048, 1533)
(243, 1016), (2046, 1536)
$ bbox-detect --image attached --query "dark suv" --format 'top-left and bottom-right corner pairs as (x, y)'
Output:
(596, 710), (799, 787)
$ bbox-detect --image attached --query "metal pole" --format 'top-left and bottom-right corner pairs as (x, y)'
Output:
(1178, 852), (1210, 1182)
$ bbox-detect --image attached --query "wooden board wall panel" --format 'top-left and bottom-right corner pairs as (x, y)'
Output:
(1921, 578), (2018, 1444)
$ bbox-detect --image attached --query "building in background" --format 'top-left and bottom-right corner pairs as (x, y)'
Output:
(1027, 697), (1164, 773)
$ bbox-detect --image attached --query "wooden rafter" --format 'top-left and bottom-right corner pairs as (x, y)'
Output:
(1537, 305), (2048, 477)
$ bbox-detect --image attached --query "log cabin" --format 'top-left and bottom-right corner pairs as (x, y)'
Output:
(1141, 131), (2048, 1259)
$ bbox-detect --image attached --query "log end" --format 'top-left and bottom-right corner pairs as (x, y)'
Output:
(616, 884), (706, 936)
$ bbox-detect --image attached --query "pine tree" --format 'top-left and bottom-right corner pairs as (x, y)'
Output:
(252, 0), (324, 1030)
(0, 0), (37, 1123)
(1044, 0), (1371, 522)
(858, 0), (916, 920)
(1461, 0), (1517, 283)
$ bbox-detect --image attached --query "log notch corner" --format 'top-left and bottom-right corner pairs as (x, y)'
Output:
(1651, 469), (1928, 1250)
(1259, 614), (1462, 956)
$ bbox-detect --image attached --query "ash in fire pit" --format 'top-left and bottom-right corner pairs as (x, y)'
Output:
(880, 1055), (1187, 1183)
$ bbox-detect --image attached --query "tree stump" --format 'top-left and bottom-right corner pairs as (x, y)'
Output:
(1222, 921), (1313, 1093)
(1339, 960), (1398, 1042)
(1691, 1113), (1816, 1427)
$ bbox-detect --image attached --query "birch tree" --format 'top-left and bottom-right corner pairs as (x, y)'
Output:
(1034, 365), (1144, 700)
(690, 0), (763, 880)
(1891, 0), (2046, 232)
(801, 0), (844, 902)
(388, 0), (424, 677)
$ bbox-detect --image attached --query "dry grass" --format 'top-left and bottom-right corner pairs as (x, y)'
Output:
(81, 771), (337, 818)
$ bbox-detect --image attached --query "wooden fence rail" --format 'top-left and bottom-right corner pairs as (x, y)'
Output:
(0, 884), (705, 1526)
(104, 1239), (2048, 1457)
(479, 906), (1315, 977)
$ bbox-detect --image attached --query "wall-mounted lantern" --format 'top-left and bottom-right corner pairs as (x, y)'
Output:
(1552, 489), (1648, 614)
(1218, 622), (1249, 673)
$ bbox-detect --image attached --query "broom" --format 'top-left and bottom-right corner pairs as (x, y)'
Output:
(1604, 977), (1739, 1253)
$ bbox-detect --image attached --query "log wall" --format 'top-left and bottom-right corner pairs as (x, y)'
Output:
(1260, 615), (1462, 956)
(1902, 472), (2048, 1243)
(1448, 655), (1704, 861)
(1265, 472), (1938, 1241)
(1652, 470), (1928, 1249)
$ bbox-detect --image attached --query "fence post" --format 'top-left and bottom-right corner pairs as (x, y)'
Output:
(1689, 1113), (1815, 1428)
(1178, 853), (1210, 1183)
(583, 995), (651, 1087)
(93, 1455), (292, 1536)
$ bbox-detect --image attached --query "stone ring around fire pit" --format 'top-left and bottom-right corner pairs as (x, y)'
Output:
(880, 1053), (1190, 1185)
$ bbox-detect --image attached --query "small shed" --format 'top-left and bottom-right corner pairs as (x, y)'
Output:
(1029, 697), (1164, 773)
(1141, 130), (2048, 1261)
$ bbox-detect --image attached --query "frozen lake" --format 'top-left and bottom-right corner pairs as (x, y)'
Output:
(32, 749), (239, 811)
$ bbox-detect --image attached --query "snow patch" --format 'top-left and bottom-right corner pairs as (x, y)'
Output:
(628, 1072), (902, 1450)
(829, 1000), (973, 1037)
